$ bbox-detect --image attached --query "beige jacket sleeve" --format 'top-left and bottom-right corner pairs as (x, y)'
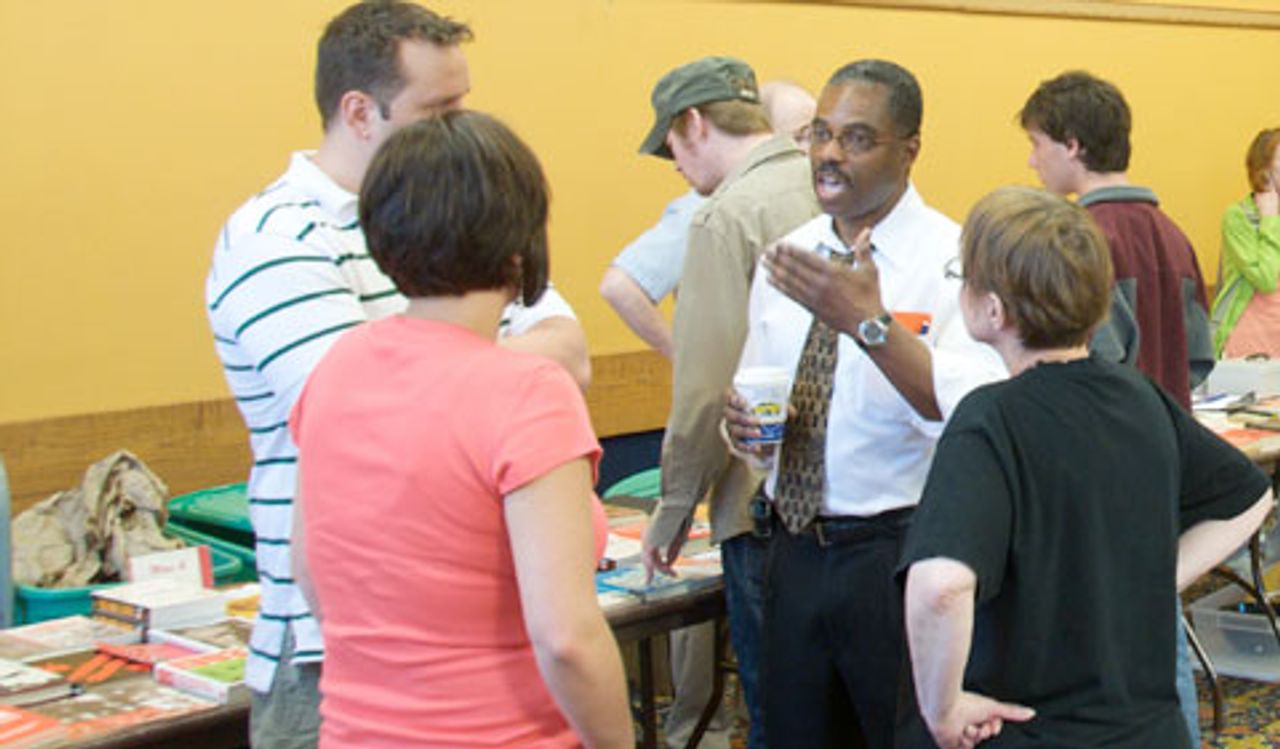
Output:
(647, 213), (757, 549)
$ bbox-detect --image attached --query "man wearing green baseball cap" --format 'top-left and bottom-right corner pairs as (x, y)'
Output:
(638, 55), (818, 749)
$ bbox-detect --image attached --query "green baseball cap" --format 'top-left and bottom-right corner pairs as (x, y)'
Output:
(639, 56), (761, 159)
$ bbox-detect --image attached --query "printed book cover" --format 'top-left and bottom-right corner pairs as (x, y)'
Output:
(0, 635), (50, 664)
(0, 658), (75, 707)
(153, 647), (248, 705)
(96, 641), (203, 668)
(222, 583), (261, 620)
(0, 702), (65, 748)
(0, 616), (139, 663)
(26, 649), (151, 690)
(27, 676), (216, 741)
(147, 618), (253, 654)
(127, 545), (214, 588)
(596, 554), (721, 603)
(609, 519), (711, 543)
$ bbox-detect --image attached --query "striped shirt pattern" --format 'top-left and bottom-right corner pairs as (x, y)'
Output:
(206, 151), (574, 692)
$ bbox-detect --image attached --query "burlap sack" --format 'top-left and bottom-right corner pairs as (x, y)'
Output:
(13, 450), (183, 588)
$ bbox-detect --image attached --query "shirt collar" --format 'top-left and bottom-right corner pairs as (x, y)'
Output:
(812, 183), (923, 272)
(709, 134), (805, 201)
(1077, 184), (1158, 207)
(286, 151), (359, 224)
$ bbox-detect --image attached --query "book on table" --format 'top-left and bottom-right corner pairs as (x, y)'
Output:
(153, 647), (248, 705)
(90, 578), (226, 632)
(25, 675), (216, 741)
(147, 617), (253, 653)
(94, 641), (203, 669)
(0, 702), (65, 748)
(0, 616), (139, 663)
(596, 549), (722, 603)
(0, 658), (77, 707)
(24, 648), (151, 691)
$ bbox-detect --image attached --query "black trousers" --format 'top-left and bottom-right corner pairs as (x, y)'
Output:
(762, 508), (913, 749)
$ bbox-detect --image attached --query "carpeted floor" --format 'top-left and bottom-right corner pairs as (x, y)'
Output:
(708, 672), (1280, 748)
(1199, 673), (1280, 748)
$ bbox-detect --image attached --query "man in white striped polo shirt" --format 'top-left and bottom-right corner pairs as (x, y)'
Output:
(205, 3), (589, 747)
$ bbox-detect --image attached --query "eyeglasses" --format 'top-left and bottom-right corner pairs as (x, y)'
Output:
(792, 124), (813, 149)
(944, 256), (964, 281)
(809, 121), (910, 155)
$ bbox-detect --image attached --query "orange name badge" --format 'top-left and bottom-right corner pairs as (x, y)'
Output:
(891, 311), (932, 336)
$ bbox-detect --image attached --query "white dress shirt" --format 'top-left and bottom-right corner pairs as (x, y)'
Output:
(738, 185), (1006, 517)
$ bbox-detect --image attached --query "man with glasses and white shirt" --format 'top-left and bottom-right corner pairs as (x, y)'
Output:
(724, 59), (1002, 749)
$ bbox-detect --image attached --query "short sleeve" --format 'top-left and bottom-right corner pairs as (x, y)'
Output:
(209, 232), (372, 411)
(898, 405), (1013, 603)
(1168, 394), (1270, 531)
(500, 285), (577, 337)
(491, 361), (602, 496)
(611, 192), (703, 301)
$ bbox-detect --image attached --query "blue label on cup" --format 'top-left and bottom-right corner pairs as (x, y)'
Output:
(742, 402), (786, 445)
(756, 421), (785, 443)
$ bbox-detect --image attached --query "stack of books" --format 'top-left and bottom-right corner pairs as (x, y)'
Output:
(90, 579), (226, 634)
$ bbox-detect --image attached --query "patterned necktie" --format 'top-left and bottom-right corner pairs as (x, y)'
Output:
(774, 248), (858, 533)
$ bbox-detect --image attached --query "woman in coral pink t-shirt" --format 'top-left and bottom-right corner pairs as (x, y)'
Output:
(289, 113), (632, 749)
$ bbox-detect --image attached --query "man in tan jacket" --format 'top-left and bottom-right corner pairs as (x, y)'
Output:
(638, 56), (818, 749)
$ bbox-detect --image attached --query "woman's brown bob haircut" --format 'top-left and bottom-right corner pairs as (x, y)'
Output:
(1245, 128), (1280, 194)
(360, 111), (549, 305)
(961, 186), (1113, 350)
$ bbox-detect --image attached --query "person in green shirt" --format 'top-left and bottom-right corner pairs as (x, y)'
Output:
(1212, 127), (1280, 357)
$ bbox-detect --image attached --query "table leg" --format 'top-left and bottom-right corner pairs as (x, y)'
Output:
(683, 616), (727, 749)
(638, 637), (657, 749)
(1248, 533), (1280, 647)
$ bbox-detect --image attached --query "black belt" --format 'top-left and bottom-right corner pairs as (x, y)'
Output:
(778, 506), (914, 547)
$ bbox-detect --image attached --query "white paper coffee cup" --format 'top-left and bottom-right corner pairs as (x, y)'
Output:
(733, 366), (791, 445)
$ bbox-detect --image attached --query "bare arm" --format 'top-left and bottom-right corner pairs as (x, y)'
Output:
(765, 236), (941, 420)
(289, 474), (322, 625)
(501, 316), (592, 392)
(905, 558), (1035, 749)
(1176, 489), (1273, 591)
(506, 458), (633, 749)
(599, 267), (673, 358)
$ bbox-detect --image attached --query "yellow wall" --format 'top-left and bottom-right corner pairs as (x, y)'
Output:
(1, 0), (1276, 423)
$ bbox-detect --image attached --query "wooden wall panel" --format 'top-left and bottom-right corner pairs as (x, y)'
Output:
(0, 350), (671, 516)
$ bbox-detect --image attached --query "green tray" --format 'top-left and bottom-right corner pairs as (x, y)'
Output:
(601, 467), (661, 500)
(166, 483), (253, 546)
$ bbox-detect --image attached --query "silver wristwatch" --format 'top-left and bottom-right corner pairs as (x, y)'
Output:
(856, 312), (893, 348)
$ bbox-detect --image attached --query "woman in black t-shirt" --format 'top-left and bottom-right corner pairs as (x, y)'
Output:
(897, 186), (1273, 749)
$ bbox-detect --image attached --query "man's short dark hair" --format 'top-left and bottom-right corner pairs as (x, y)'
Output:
(827, 59), (922, 137)
(315, 0), (472, 130)
(1019, 71), (1131, 173)
(359, 111), (549, 305)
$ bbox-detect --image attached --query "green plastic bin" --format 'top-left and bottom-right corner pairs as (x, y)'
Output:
(13, 539), (243, 625)
(601, 467), (661, 500)
(166, 483), (253, 547)
(165, 523), (257, 584)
